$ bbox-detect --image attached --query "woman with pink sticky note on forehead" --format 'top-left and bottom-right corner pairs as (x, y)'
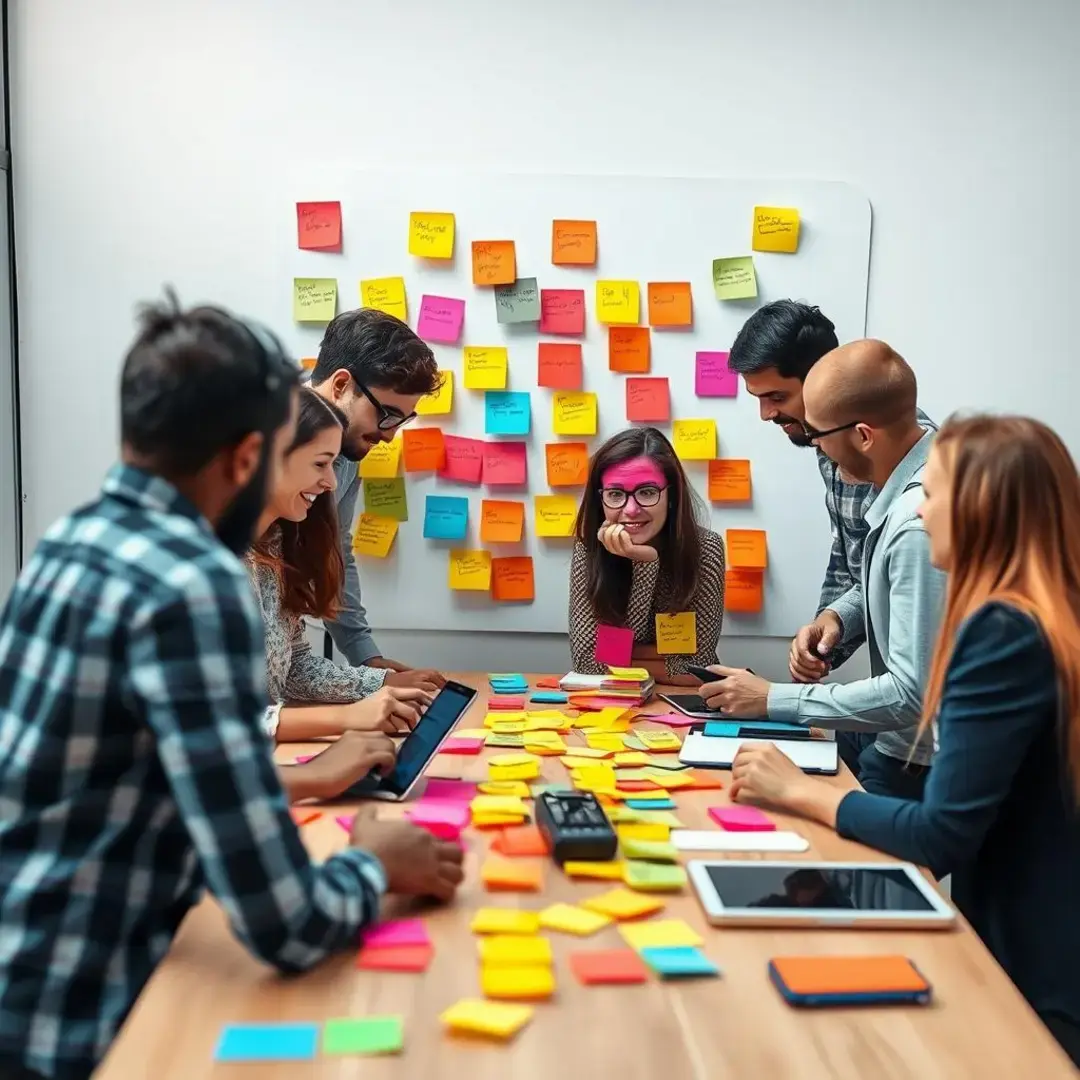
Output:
(569, 427), (726, 685)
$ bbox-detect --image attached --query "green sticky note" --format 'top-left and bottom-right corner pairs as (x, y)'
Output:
(363, 477), (408, 521)
(621, 736), (648, 752)
(494, 277), (541, 324)
(323, 1016), (403, 1056)
(623, 860), (688, 892)
(626, 809), (685, 828)
(621, 838), (678, 862)
(643, 755), (692, 772)
(711, 257), (757, 301)
(293, 277), (338, 322)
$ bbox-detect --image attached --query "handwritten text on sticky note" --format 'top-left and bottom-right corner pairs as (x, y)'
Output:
(481, 500), (525, 543)
(695, 351), (738, 397)
(553, 392), (597, 436)
(482, 441), (528, 486)
(293, 278), (337, 323)
(534, 495), (577, 537)
(540, 290), (586, 335)
(726, 529), (768, 569)
(712, 257), (757, 301)
(492, 557), (535, 602)
(596, 281), (640, 325)
(352, 514), (398, 557)
(417, 295), (465, 344)
(363, 477), (408, 521)
(485, 392), (531, 436)
(647, 282), (692, 327)
(552, 220), (597, 265)
(357, 438), (402, 479)
(359, 277), (407, 322)
(409, 212), (455, 259)
(472, 241), (516, 286)
(441, 435), (484, 483)
(626, 378), (670, 423)
(708, 459), (751, 502)
(494, 277), (540, 324)
(464, 346), (508, 390)
(725, 568), (764, 613)
(546, 442), (589, 487)
(752, 206), (800, 254)
(424, 495), (469, 540)
(609, 327), (650, 373)
(297, 201), (341, 250)
(402, 428), (446, 472)
(655, 612), (697, 655)
(672, 419), (717, 460)
(449, 549), (492, 591)
(538, 343), (583, 390)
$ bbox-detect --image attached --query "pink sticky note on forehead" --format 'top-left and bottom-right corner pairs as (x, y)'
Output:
(709, 805), (775, 831)
(602, 456), (666, 490)
(482, 442), (528, 485)
(695, 351), (738, 397)
(417, 295), (465, 344)
(440, 435), (484, 483)
(361, 917), (431, 949)
(595, 624), (634, 667)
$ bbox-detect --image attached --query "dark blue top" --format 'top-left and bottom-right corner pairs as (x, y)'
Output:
(837, 602), (1080, 1023)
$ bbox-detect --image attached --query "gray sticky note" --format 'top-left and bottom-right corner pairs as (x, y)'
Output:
(494, 277), (540, 323)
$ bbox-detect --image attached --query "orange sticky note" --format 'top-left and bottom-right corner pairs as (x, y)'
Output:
(300, 357), (317, 371)
(626, 378), (670, 423)
(491, 558), (535, 601)
(708, 459), (752, 502)
(546, 442), (589, 487)
(727, 529), (768, 569)
(482, 855), (544, 892)
(647, 282), (692, 327)
(296, 201), (341, 250)
(402, 428), (446, 472)
(472, 241), (517, 286)
(481, 500), (526, 543)
(609, 327), (650, 373)
(552, 219), (597, 265)
(491, 824), (551, 857)
(726, 568), (764, 613)
(537, 343), (583, 390)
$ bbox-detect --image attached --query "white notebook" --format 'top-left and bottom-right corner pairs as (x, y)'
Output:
(672, 830), (811, 853)
(679, 731), (839, 774)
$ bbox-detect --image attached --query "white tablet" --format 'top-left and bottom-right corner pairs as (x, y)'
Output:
(688, 860), (956, 929)
(679, 728), (839, 774)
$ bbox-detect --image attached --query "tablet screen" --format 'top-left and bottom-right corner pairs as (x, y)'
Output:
(705, 864), (935, 912)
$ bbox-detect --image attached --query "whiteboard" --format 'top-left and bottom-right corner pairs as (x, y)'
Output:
(281, 170), (870, 636)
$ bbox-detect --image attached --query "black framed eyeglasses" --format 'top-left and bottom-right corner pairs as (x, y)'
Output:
(802, 419), (860, 442)
(600, 484), (666, 509)
(355, 381), (416, 431)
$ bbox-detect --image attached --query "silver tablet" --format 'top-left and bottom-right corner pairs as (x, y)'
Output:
(688, 859), (956, 929)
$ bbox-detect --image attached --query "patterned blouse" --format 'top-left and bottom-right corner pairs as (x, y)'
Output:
(245, 528), (386, 737)
(568, 528), (726, 678)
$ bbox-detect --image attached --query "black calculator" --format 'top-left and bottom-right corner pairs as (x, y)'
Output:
(535, 791), (618, 864)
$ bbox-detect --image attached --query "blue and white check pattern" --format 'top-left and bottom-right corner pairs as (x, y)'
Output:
(0, 466), (385, 1080)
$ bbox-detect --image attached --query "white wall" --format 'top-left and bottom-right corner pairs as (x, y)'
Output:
(10, 0), (1079, 676)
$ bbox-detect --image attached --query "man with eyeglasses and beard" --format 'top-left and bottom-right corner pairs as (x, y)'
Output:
(308, 309), (446, 692)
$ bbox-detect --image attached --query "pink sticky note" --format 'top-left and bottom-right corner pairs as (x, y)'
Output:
(423, 779), (478, 802)
(440, 435), (484, 483)
(695, 351), (738, 397)
(293, 754), (315, 764)
(540, 289), (586, 334)
(335, 814), (355, 833)
(406, 800), (472, 839)
(489, 695), (526, 710)
(361, 917), (431, 949)
(645, 711), (701, 728)
(482, 441), (528, 486)
(439, 736), (484, 755)
(595, 624), (634, 667)
(417, 295), (465, 344)
(709, 805), (775, 832)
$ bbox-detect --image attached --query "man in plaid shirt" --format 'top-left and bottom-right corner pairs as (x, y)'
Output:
(0, 299), (463, 1080)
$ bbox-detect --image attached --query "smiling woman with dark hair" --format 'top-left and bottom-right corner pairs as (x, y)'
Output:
(568, 426), (726, 684)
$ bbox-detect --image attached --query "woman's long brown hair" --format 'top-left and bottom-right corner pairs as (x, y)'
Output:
(250, 388), (347, 620)
(573, 426), (706, 626)
(919, 415), (1080, 796)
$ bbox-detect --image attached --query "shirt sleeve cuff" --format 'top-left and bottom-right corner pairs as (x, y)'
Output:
(261, 703), (283, 740)
(766, 683), (805, 722)
(338, 847), (389, 896)
(828, 595), (862, 644)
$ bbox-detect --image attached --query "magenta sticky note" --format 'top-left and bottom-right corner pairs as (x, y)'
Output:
(335, 814), (355, 833)
(440, 435), (484, 483)
(695, 351), (738, 397)
(709, 805), (775, 832)
(595, 624), (634, 667)
(361, 917), (431, 949)
(438, 736), (484, 755)
(293, 754), (315, 764)
(417, 295), (465, 344)
(423, 778), (477, 802)
(406, 800), (471, 840)
(482, 441), (528, 486)
(647, 711), (701, 728)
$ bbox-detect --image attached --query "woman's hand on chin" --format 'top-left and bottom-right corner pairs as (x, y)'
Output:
(598, 523), (658, 563)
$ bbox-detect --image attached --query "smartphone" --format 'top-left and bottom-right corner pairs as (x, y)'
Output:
(687, 665), (756, 683)
(769, 955), (932, 1007)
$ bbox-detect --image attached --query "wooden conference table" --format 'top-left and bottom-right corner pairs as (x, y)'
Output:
(98, 675), (1077, 1079)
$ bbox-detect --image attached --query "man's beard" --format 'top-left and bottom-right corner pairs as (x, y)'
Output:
(338, 430), (375, 462)
(215, 450), (270, 555)
(774, 416), (813, 449)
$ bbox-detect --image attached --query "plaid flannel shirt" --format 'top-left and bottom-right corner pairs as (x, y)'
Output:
(0, 466), (385, 1080)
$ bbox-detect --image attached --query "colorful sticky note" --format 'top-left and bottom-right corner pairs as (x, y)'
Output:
(439, 999), (534, 1040)
(423, 495), (469, 540)
(491, 824), (550, 857)
(481, 780), (533, 797)
(296, 201), (341, 251)
(439, 736), (485, 755)
(416, 371), (453, 416)
(534, 495), (578, 537)
(215, 1024), (318, 1063)
(478, 935), (553, 967)
(618, 918), (702, 951)
(621, 837), (678, 862)
(672, 419), (717, 460)
(491, 557), (535, 602)
(293, 278), (337, 323)
(539, 903), (612, 936)
(356, 944), (434, 972)
(472, 240), (516, 286)
(464, 346), (509, 390)
(596, 281), (640, 325)
(655, 612), (697, 655)
(482, 441), (527, 485)
(626, 378), (670, 423)
(752, 206), (801, 253)
(357, 438), (402, 479)
(403, 427), (446, 472)
(449, 549), (492, 591)
(481, 500), (525, 543)
(323, 1016), (404, 1056)
(352, 514), (399, 557)
(480, 964), (554, 1000)
(545, 442), (589, 487)
(695, 351), (738, 397)
(647, 282), (692, 327)
(470, 908), (541, 935)
(553, 391), (597, 435)
(569, 948), (649, 985)
(441, 435), (484, 483)
(299, 357), (317, 371)
(494, 278), (540, 324)
(363, 477), (408, 520)
(359, 276), (407, 322)
(622, 860), (688, 893)
(640, 946), (720, 979)
(539, 289), (586, 334)
(594, 624), (634, 668)
(584, 887), (666, 921)
(424, 778), (478, 801)
(608, 327), (651, 373)
(552, 219), (597, 265)
(709, 805), (775, 831)
(726, 568), (764, 613)
(727, 528), (768, 569)
(361, 918), (430, 949)
(481, 855), (543, 892)
(417, 295), (465, 344)
(563, 860), (627, 881)
(485, 392), (531, 435)
(712, 257), (757, 301)
(537, 343), (583, 390)
(708, 459), (751, 501)
(408, 211), (455, 259)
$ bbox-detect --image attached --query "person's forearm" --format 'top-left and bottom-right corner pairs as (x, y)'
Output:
(788, 780), (848, 828)
(278, 763), (320, 804)
(276, 704), (349, 742)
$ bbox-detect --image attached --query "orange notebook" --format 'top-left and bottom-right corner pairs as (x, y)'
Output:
(769, 955), (931, 1007)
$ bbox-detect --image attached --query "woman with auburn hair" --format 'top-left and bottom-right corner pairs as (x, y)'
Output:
(728, 414), (1080, 1064)
(569, 427), (725, 684)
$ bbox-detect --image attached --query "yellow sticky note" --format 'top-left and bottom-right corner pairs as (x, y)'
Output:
(672, 419), (717, 460)
(552, 391), (598, 436)
(524, 715), (569, 732)
(409, 211), (455, 259)
(357, 438), (402, 479)
(618, 918), (703, 951)
(471, 795), (531, 817)
(590, 707), (632, 730)
(522, 737), (566, 756)
(613, 751), (651, 768)
(478, 935), (553, 967)
(534, 495), (577, 537)
(617, 823), (671, 843)
(595, 280), (641, 325)
(489, 752), (539, 768)
(449, 549), (492, 591)
(416, 371), (453, 415)
(583, 887), (667, 921)
(562, 755), (608, 770)
(752, 206), (800, 254)
(293, 277), (337, 322)
(621, 860), (688, 893)
(563, 860), (627, 881)
(539, 903), (612, 936)
(351, 514), (399, 558)
(644, 770), (695, 790)
(635, 727), (684, 751)
(489, 761), (541, 782)
(473, 811), (528, 828)
(586, 733), (627, 752)
(561, 746), (612, 760)
(485, 712), (527, 726)
(478, 780), (531, 797)
(440, 998), (533, 1040)
(359, 276), (407, 321)
(481, 856), (543, 892)
(471, 908), (541, 935)
(463, 346), (508, 390)
(481, 964), (555, 1000)
(608, 666), (650, 680)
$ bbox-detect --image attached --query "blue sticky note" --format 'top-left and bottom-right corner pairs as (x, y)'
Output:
(485, 391), (531, 436)
(627, 796), (676, 810)
(215, 1023), (319, 1062)
(704, 721), (742, 738)
(423, 495), (469, 540)
(640, 947), (721, 978)
(530, 691), (568, 704)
